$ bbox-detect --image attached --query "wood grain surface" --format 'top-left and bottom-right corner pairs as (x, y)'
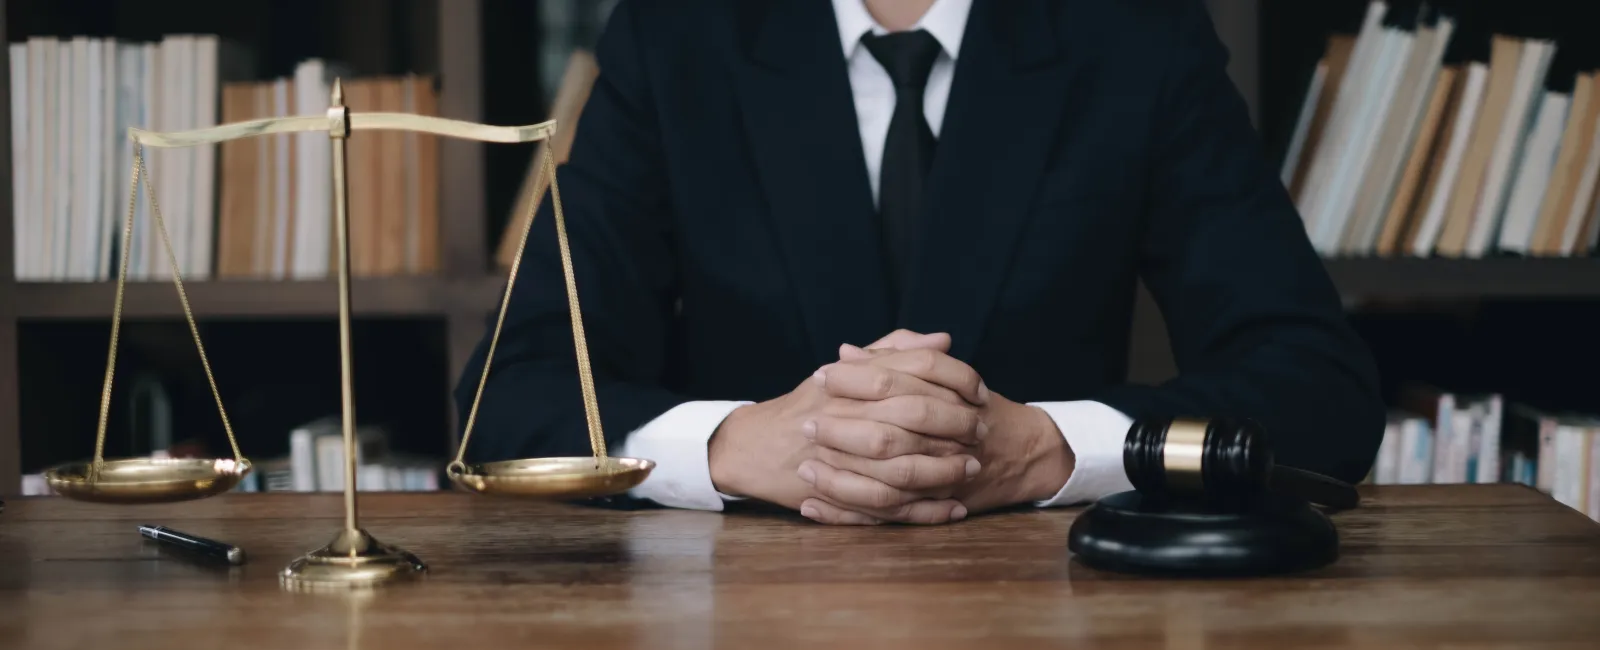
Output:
(2, 484), (1599, 649)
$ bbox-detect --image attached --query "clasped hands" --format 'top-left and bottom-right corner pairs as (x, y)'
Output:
(708, 330), (1075, 525)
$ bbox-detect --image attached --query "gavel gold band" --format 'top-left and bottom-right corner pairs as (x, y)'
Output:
(1163, 418), (1208, 492)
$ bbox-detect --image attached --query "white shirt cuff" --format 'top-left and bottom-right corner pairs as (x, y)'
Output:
(617, 400), (752, 511)
(1027, 400), (1135, 507)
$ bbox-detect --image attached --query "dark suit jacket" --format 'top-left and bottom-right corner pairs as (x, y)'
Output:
(455, 0), (1387, 486)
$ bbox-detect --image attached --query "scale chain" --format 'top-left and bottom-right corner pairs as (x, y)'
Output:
(91, 143), (245, 471)
(450, 138), (607, 473)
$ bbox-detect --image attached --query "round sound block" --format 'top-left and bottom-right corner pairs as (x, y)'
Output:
(1067, 490), (1338, 576)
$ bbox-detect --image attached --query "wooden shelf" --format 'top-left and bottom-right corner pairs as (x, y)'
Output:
(1324, 257), (1600, 299)
(9, 275), (505, 320)
(11, 258), (1599, 321)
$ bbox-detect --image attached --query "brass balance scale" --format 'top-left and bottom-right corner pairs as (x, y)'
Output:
(39, 80), (654, 588)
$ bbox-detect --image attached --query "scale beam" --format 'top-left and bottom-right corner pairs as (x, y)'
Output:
(128, 113), (557, 147)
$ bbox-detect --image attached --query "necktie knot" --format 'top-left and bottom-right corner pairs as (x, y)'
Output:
(862, 29), (942, 92)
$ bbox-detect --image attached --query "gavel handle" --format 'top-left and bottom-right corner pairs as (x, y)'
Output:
(1272, 466), (1361, 510)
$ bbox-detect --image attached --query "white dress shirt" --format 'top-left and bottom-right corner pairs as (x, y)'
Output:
(616, 0), (1135, 512)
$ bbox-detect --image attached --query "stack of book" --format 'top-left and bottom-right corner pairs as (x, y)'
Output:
(1283, 1), (1600, 258)
(6, 35), (443, 282)
(214, 71), (441, 280)
(1368, 383), (1600, 523)
(235, 416), (441, 493)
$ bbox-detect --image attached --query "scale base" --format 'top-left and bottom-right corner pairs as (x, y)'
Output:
(1067, 490), (1338, 577)
(280, 528), (426, 590)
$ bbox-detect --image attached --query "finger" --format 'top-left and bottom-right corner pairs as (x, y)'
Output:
(862, 329), (951, 353)
(799, 460), (918, 509)
(816, 361), (966, 404)
(811, 497), (969, 525)
(807, 417), (969, 458)
(814, 446), (979, 492)
(859, 348), (988, 406)
(798, 499), (882, 526)
(847, 395), (987, 444)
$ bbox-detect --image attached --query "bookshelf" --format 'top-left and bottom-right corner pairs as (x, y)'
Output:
(0, 0), (531, 495)
(3, 0), (1599, 505)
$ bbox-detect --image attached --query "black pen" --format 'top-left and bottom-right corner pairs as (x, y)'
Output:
(139, 524), (246, 565)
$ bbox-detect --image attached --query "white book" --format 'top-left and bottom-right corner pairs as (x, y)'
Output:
(9, 44), (26, 280)
(1413, 63), (1490, 256)
(1351, 17), (1457, 255)
(1399, 418), (1433, 484)
(111, 43), (141, 278)
(78, 38), (103, 282)
(145, 36), (183, 280)
(289, 426), (318, 492)
(25, 38), (49, 281)
(1297, 1), (1388, 237)
(189, 35), (219, 280)
(1428, 393), (1457, 482)
(1281, 62), (1327, 191)
(1497, 93), (1570, 254)
(97, 39), (118, 281)
(1476, 395), (1503, 484)
(1312, 22), (1408, 253)
(135, 43), (158, 278)
(55, 38), (79, 280)
(1588, 434), (1600, 522)
(38, 39), (59, 280)
(173, 35), (197, 277)
(1552, 425), (1585, 510)
(316, 433), (343, 492)
(291, 59), (333, 279)
(1375, 418), (1402, 484)
(1466, 40), (1558, 257)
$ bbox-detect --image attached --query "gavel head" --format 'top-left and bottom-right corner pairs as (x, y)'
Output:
(1123, 416), (1274, 504)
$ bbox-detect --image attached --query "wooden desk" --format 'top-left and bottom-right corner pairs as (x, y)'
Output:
(2, 485), (1598, 649)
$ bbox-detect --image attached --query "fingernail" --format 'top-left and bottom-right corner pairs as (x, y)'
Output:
(951, 504), (968, 521)
(800, 504), (819, 518)
(798, 463), (816, 484)
(802, 420), (817, 440)
(977, 381), (990, 404)
(812, 368), (827, 385)
(965, 457), (981, 478)
(976, 420), (990, 440)
(842, 343), (864, 354)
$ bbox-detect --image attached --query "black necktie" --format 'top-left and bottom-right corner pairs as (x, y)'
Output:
(862, 29), (942, 296)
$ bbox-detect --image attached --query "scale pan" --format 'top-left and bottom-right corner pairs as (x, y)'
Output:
(448, 456), (654, 499)
(43, 457), (252, 504)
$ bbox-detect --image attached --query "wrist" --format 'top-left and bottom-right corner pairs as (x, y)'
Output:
(1018, 405), (1075, 502)
(708, 403), (755, 498)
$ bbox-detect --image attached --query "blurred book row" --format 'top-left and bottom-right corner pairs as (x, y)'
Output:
(18, 415), (441, 495)
(6, 34), (443, 283)
(1284, 1), (1600, 259)
(1366, 384), (1600, 523)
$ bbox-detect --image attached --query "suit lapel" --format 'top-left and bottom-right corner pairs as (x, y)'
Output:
(899, 0), (1079, 362)
(734, 0), (895, 363)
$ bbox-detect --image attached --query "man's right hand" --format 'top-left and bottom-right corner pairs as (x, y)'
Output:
(707, 339), (985, 524)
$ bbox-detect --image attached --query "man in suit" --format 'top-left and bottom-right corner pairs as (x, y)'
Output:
(456, 0), (1385, 525)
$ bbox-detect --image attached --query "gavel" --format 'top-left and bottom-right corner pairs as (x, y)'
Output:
(1068, 416), (1361, 576)
(1122, 416), (1360, 510)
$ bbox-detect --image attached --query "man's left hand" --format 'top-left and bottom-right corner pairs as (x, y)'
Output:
(799, 334), (1076, 524)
